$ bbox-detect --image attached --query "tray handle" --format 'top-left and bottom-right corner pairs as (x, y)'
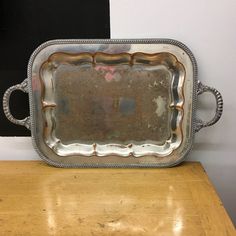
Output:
(3, 79), (31, 130)
(195, 80), (223, 132)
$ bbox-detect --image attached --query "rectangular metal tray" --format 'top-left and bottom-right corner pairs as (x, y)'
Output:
(3, 39), (223, 167)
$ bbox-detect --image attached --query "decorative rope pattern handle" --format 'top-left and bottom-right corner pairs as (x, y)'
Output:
(2, 79), (31, 130)
(195, 80), (223, 132)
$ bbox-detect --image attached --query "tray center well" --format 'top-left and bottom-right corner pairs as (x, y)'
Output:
(40, 52), (184, 156)
(54, 64), (171, 144)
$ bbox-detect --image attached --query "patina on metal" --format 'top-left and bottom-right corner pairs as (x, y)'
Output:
(40, 52), (185, 157)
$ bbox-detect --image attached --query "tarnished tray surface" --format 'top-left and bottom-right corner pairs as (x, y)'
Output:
(42, 52), (184, 157)
(3, 39), (223, 167)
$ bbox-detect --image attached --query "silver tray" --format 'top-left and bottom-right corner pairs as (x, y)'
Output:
(3, 39), (223, 167)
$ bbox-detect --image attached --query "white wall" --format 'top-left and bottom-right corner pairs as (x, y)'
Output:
(110, 0), (236, 225)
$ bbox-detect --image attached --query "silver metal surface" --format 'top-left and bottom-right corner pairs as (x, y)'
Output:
(40, 52), (184, 157)
(2, 39), (223, 167)
(195, 81), (223, 132)
(3, 79), (31, 130)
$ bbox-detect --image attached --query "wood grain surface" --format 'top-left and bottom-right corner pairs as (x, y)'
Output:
(0, 161), (235, 235)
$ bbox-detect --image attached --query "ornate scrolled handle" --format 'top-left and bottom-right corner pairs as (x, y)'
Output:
(195, 80), (223, 132)
(2, 79), (31, 130)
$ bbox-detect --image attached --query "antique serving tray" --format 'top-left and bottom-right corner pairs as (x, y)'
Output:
(3, 39), (223, 167)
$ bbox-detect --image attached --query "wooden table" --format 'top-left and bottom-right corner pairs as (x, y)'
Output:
(0, 161), (234, 235)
